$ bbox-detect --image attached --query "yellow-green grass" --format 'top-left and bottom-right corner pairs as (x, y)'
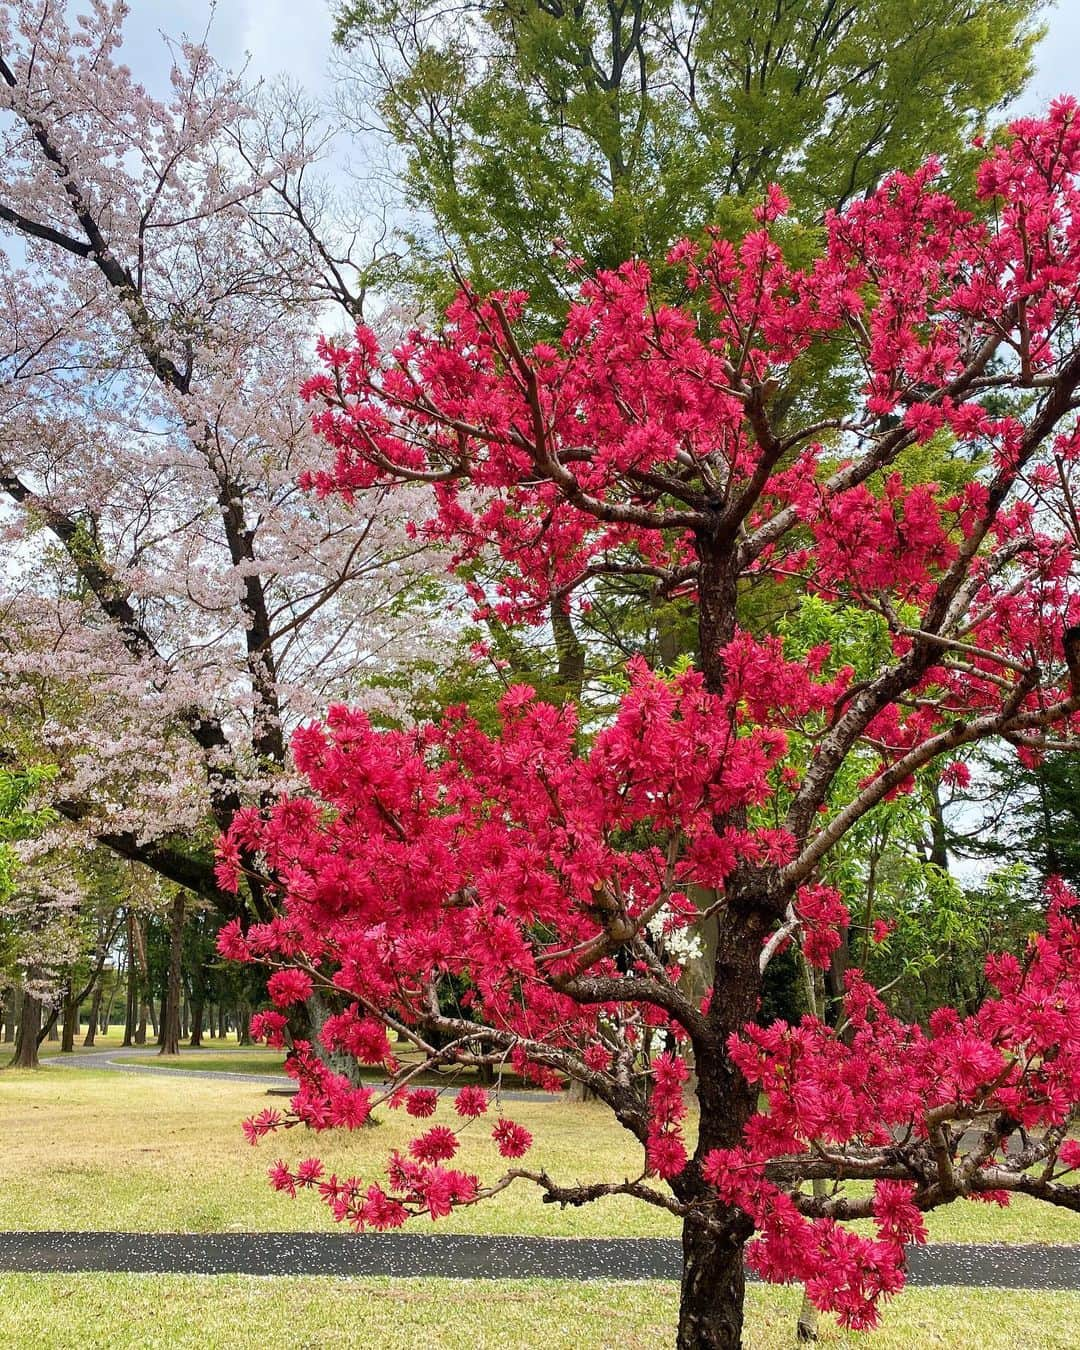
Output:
(0, 1278), (1077, 1349)
(117, 1052), (289, 1075)
(1, 1069), (1078, 1244)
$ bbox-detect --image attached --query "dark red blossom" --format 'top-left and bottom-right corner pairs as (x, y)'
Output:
(491, 1119), (533, 1159)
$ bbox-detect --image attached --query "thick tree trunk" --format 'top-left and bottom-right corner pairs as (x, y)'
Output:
(550, 600), (585, 703)
(677, 1219), (746, 1350)
(10, 992), (42, 1069)
(158, 892), (184, 1056)
(673, 852), (775, 1348)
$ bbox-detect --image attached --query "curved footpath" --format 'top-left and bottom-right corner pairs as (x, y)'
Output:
(47, 1046), (293, 1087)
(45, 1047), (554, 1099)
(0, 1232), (1076, 1287)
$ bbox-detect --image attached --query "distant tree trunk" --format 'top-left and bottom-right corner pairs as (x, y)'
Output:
(100, 962), (121, 1036)
(122, 917), (137, 1047)
(2, 989), (15, 1043)
(60, 980), (79, 1053)
(237, 1000), (252, 1045)
(180, 982), (190, 1039)
(11, 992), (42, 1068)
(189, 989), (204, 1047)
(84, 978), (104, 1048)
(46, 1017), (59, 1042)
(131, 916), (154, 1042)
(158, 893), (184, 1056)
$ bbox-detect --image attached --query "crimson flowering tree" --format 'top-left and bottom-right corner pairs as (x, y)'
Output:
(218, 104), (1080, 1349)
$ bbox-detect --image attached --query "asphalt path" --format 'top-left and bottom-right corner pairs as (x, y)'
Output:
(0, 1232), (1077, 1287)
(44, 1045), (559, 1101)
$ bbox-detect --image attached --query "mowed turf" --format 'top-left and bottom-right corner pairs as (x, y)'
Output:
(1, 1058), (1080, 1346)
(2, 1060), (1079, 1243)
(1, 1278), (1079, 1349)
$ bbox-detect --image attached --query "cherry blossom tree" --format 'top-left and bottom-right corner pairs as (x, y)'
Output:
(0, 1), (436, 914)
(223, 103), (1080, 1348)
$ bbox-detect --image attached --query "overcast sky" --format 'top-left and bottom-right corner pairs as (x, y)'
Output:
(1017, 1), (1080, 109)
(122, 0), (335, 94)
(125, 0), (1080, 114)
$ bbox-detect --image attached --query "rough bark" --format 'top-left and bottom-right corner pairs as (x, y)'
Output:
(677, 1219), (747, 1350)
(10, 991), (41, 1069)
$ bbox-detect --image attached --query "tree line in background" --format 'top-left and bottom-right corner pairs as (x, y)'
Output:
(1, 875), (261, 1070)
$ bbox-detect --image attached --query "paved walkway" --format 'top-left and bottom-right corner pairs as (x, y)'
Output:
(47, 1047), (293, 1087)
(0, 1233), (1077, 1288)
(44, 1047), (557, 1101)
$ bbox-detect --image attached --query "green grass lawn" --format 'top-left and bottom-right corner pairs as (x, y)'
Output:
(0, 1277), (1077, 1349)
(1, 1066), (1079, 1346)
(2, 1066), (1079, 1245)
(121, 1051), (289, 1075)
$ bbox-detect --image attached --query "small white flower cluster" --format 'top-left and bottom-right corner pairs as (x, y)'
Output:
(646, 907), (704, 964)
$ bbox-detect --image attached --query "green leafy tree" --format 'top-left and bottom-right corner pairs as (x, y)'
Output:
(336, 0), (1042, 317)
